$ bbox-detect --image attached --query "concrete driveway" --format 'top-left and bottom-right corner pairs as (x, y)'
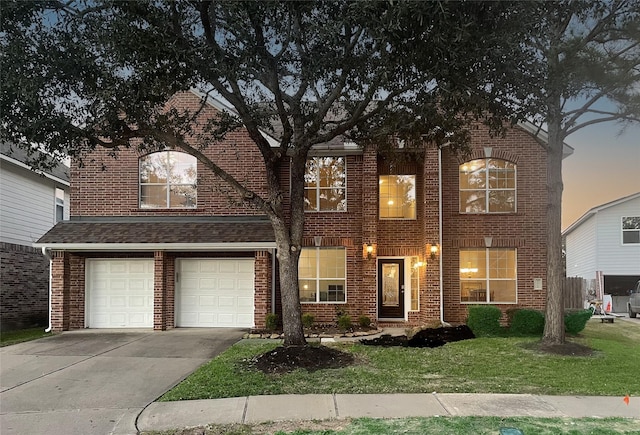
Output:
(0, 328), (244, 435)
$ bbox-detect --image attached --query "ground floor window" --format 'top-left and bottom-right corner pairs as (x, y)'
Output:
(460, 248), (516, 303)
(299, 247), (346, 303)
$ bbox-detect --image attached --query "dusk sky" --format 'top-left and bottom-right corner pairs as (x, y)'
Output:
(562, 121), (640, 231)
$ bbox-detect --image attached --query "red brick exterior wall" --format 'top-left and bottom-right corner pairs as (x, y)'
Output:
(70, 93), (268, 217)
(0, 243), (49, 331)
(441, 124), (548, 323)
(53, 90), (548, 330)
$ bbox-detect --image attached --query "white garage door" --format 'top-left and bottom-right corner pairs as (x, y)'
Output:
(177, 258), (255, 327)
(86, 259), (154, 328)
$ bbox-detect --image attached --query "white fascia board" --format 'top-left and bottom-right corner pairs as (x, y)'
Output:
(562, 191), (640, 236)
(516, 121), (574, 158)
(33, 242), (277, 252)
(189, 88), (280, 148)
(1, 154), (70, 186)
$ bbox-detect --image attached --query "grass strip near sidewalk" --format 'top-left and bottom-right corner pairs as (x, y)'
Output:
(160, 320), (640, 401)
(143, 416), (640, 435)
(0, 328), (52, 347)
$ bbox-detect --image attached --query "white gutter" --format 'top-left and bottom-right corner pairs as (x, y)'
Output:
(41, 247), (53, 333)
(32, 242), (277, 252)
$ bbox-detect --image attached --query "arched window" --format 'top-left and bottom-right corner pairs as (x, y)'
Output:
(139, 151), (197, 209)
(459, 158), (516, 213)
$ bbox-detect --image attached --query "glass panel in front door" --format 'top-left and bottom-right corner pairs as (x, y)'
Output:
(382, 263), (400, 307)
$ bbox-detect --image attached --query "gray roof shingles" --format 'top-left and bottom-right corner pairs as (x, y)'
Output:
(36, 219), (275, 245)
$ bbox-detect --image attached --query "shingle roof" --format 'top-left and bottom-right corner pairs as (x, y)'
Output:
(0, 142), (70, 182)
(35, 217), (275, 246)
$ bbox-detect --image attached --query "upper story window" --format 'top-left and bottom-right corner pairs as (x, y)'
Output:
(622, 216), (640, 244)
(459, 159), (516, 213)
(139, 151), (197, 209)
(304, 157), (346, 211)
(379, 175), (416, 219)
(460, 248), (517, 304)
(55, 187), (65, 222)
(299, 247), (346, 303)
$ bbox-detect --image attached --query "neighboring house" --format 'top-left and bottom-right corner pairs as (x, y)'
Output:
(0, 142), (70, 330)
(35, 91), (573, 331)
(564, 192), (640, 312)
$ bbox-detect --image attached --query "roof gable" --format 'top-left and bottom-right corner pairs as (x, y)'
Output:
(563, 191), (640, 236)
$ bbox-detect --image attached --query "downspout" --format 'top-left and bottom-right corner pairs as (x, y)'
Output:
(271, 248), (277, 314)
(41, 246), (53, 332)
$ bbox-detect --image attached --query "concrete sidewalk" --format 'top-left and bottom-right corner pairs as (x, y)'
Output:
(138, 393), (639, 432)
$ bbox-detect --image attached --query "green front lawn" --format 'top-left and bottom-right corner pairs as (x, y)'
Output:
(0, 328), (52, 347)
(161, 320), (640, 401)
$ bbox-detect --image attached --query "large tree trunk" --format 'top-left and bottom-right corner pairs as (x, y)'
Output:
(542, 117), (566, 345)
(270, 152), (308, 346)
(274, 235), (306, 346)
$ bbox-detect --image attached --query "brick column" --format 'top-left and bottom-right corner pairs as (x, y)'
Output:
(422, 147), (442, 322)
(153, 251), (167, 330)
(361, 145), (378, 320)
(50, 251), (70, 331)
(254, 250), (270, 329)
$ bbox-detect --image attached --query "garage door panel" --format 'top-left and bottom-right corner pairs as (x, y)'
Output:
(200, 278), (217, 288)
(218, 262), (237, 273)
(237, 297), (253, 308)
(199, 296), (216, 306)
(218, 296), (235, 307)
(177, 259), (254, 328)
(217, 314), (234, 325)
(87, 259), (154, 329)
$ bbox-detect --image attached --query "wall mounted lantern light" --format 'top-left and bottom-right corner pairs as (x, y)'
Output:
(365, 243), (374, 259)
(429, 244), (440, 260)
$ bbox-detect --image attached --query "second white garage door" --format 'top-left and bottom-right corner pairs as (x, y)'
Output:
(176, 258), (255, 327)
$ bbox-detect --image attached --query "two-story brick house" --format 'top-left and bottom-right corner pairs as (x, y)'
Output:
(35, 91), (572, 331)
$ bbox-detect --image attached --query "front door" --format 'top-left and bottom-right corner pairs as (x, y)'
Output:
(378, 259), (404, 319)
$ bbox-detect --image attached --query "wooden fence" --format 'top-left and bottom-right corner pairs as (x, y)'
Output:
(563, 277), (586, 309)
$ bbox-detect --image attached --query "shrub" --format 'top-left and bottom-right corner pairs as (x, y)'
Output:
(337, 314), (352, 331)
(564, 309), (592, 335)
(265, 313), (278, 331)
(509, 309), (545, 335)
(467, 305), (502, 337)
(358, 315), (372, 328)
(302, 313), (315, 328)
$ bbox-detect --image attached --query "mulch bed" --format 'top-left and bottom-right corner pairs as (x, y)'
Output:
(360, 325), (475, 348)
(248, 345), (356, 374)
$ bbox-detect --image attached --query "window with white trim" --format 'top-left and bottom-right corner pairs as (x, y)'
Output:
(55, 188), (65, 222)
(299, 247), (346, 303)
(622, 216), (640, 244)
(379, 175), (416, 219)
(139, 151), (197, 209)
(460, 159), (516, 213)
(460, 248), (517, 303)
(304, 157), (346, 211)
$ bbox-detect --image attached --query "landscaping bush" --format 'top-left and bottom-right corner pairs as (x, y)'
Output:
(358, 315), (372, 328)
(265, 313), (279, 331)
(337, 314), (352, 331)
(509, 309), (545, 335)
(302, 313), (315, 328)
(564, 309), (592, 335)
(467, 305), (502, 337)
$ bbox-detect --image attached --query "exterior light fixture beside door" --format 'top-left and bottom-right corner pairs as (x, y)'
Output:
(364, 243), (375, 259)
(428, 243), (440, 260)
